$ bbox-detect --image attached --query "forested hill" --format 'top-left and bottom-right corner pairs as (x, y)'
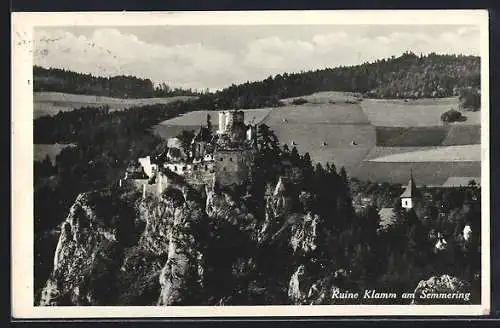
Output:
(33, 66), (200, 98)
(214, 52), (480, 106)
(34, 52), (480, 108)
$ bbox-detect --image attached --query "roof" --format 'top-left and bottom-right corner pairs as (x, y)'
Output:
(167, 137), (182, 149)
(400, 175), (422, 199)
(378, 208), (396, 229)
(442, 177), (480, 188)
(192, 126), (212, 143)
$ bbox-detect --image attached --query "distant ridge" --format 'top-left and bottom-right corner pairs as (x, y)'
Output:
(34, 52), (480, 110)
(33, 66), (200, 99)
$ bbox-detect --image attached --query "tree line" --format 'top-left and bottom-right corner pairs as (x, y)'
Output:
(35, 52), (479, 109)
(33, 66), (201, 98)
(195, 52), (479, 109)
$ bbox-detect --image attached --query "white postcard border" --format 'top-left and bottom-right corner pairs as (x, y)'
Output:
(11, 10), (491, 319)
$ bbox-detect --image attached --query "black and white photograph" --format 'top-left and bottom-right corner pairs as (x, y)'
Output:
(11, 10), (490, 318)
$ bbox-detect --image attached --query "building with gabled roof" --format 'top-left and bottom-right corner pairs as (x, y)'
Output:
(400, 171), (422, 210)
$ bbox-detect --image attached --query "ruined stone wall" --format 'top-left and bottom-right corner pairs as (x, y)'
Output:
(157, 163), (215, 194)
(214, 149), (254, 187)
(164, 162), (213, 176)
(125, 178), (157, 197)
(184, 165), (215, 187)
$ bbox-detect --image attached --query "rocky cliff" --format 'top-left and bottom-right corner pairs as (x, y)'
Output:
(39, 181), (314, 306)
(411, 274), (478, 305)
(38, 180), (479, 306)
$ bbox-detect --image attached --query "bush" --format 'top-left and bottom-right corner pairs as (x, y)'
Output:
(441, 109), (467, 123)
(292, 98), (308, 105)
(459, 87), (481, 111)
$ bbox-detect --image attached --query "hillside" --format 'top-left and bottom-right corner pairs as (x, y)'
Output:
(153, 91), (481, 185)
(33, 66), (200, 98)
(34, 52), (480, 110)
(209, 52), (480, 109)
(34, 92), (197, 118)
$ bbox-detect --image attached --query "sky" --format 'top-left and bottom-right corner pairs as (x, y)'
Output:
(33, 25), (480, 91)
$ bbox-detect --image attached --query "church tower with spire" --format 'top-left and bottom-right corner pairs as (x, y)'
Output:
(400, 170), (421, 210)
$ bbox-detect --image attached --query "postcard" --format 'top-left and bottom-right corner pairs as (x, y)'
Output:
(11, 10), (490, 318)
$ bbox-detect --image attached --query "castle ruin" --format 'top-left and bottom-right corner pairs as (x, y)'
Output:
(121, 110), (257, 198)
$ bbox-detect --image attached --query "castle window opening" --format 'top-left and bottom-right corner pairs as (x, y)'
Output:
(205, 165), (208, 171)
(219, 157), (223, 161)
(183, 166), (187, 171)
(229, 157), (233, 161)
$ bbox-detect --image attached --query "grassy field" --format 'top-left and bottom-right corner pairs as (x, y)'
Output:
(34, 92), (197, 118)
(375, 126), (449, 147)
(367, 145), (480, 162)
(34, 143), (76, 164)
(264, 103), (370, 125)
(262, 98), (375, 171)
(153, 108), (273, 140)
(151, 124), (202, 140)
(352, 161), (480, 185)
(442, 124), (481, 146)
(364, 147), (439, 161)
(375, 125), (481, 147)
(158, 108), (273, 127)
(281, 91), (363, 105)
(268, 123), (375, 171)
(153, 96), (375, 172)
(132, 90), (484, 184)
(360, 97), (480, 127)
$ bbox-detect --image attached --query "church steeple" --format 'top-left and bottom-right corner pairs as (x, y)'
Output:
(400, 169), (421, 209)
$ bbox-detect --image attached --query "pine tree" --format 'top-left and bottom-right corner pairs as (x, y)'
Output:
(206, 114), (212, 133)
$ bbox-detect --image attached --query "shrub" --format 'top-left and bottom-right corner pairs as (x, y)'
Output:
(292, 98), (308, 105)
(459, 87), (481, 111)
(441, 109), (466, 123)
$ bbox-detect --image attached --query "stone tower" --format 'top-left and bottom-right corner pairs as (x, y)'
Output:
(214, 110), (254, 187)
(217, 110), (245, 135)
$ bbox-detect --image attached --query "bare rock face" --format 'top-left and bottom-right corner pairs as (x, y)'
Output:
(39, 175), (340, 306)
(290, 212), (320, 255)
(287, 264), (345, 305)
(136, 195), (174, 255)
(411, 274), (472, 304)
(288, 265), (307, 305)
(39, 184), (263, 306)
(205, 189), (258, 239)
(38, 187), (205, 306)
(39, 191), (129, 305)
(157, 201), (205, 305)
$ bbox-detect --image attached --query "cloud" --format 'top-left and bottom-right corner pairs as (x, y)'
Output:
(34, 28), (240, 90)
(34, 26), (480, 91)
(242, 27), (479, 77)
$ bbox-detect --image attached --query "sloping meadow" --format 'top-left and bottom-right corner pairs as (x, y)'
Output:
(151, 92), (481, 185)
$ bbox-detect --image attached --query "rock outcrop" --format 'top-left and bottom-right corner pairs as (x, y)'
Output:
(38, 175), (359, 306)
(38, 183), (272, 306)
(290, 212), (320, 255)
(411, 274), (472, 304)
(40, 191), (135, 305)
(156, 194), (205, 305)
